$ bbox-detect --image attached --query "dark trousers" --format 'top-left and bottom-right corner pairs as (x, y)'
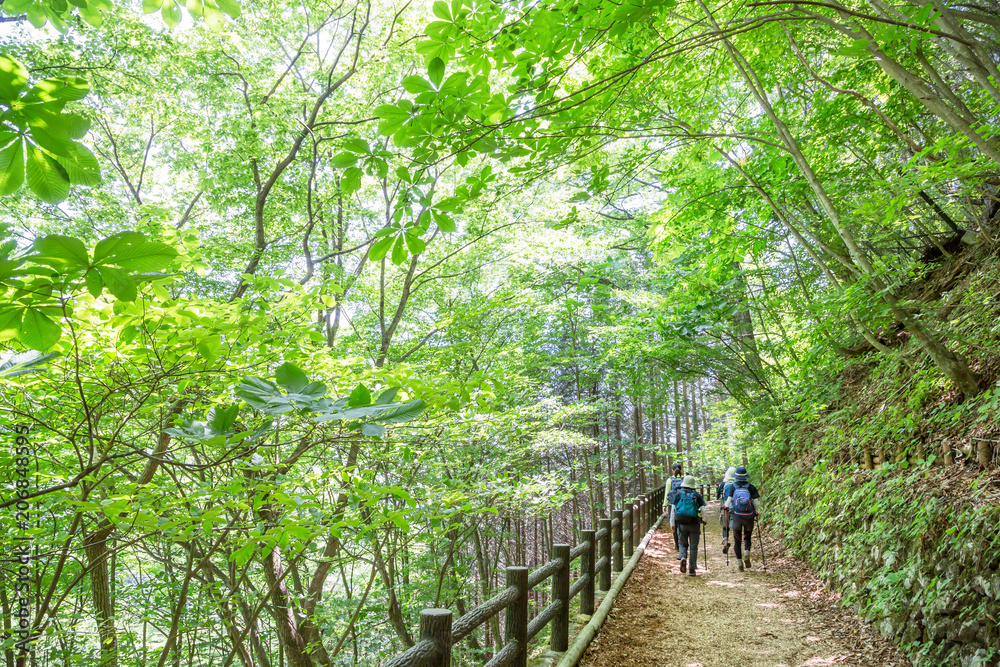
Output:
(670, 509), (679, 549)
(677, 522), (700, 572)
(730, 514), (755, 560)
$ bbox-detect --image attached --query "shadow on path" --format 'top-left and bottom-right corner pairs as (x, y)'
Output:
(578, 502), (908, 667)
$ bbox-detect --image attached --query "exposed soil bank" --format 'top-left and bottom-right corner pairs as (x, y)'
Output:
(578, 502), (907, 667)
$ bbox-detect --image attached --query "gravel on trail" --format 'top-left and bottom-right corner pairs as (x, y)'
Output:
(578, 502), (908, 667)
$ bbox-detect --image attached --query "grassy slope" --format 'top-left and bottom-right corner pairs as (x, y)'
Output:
(766, 243), (1000, 666)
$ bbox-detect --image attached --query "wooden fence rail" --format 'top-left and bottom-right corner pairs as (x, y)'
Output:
(384, 484), (667, 667)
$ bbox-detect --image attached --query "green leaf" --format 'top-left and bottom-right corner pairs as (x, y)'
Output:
(196, 334), (221, 361)
(0, 55), (30, 100)
(26, 2), (47, 28)
(99, 236), (178, 271)
(391, 236), (407, 265)
(433, 210), (457, 233)
(25, 145), (69, 204)
(83, 267), (103, 297)
(276, 362), (309, 394)
(375, 387), (399, 404)
(203, 4), (225, 30)
(162, 0), (182, 26)
(372, 400), (426, 424)
(27, 125), (77, 159)
(0, 351), (58, 378)
(362, 422), (386, 437)
(402, 76), (434, 95)
(216, 0), (240, 17)
(404, 232), (425, 255)
(0, 139), (24, 197)
(93, 231), (145, 263)
(0, 308), (22, 336)
(341, 167), (362, 195)
(432, 0), (450, 20)
(142, 0), (163, 12)
(348, 384), (371, 407)
(53, 143), (101, 187)
(24, 77), (91, 103)
(18, 308), (61, 350)
(331, 152), (357, 169)
(79, 4), (104, 27)
(96, 266), (138, 301)
(369, 235), (395, 261)
(232, 542), (255, 566)
(374, 104), (410, 121)
(208, 405), (239, 433)
(428, 58), (445, 88)
(388, 512), (410, 533)
(33, 234), (89, 268)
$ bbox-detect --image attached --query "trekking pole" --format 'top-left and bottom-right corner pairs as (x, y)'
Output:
(723, 508), (729, 567)
(702, 519), (708, 571)
(758, 517), (767, 573)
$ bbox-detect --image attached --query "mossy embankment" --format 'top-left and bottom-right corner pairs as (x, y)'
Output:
(765, 245), (1000, 666)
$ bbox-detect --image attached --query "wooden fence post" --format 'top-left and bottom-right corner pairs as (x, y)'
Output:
(599, 517), (611, 592)
(631, 501), (640, 549)
(644, 495), (651, 536)
(579, 531), (595, 618)
(612, 509), (624, 572)
(623, 504), (633, 558)
(977, 439), (991, 468)
(506, 566), (528, 667)
(551, 545), (570, 651)
(420, 609), (452, 667)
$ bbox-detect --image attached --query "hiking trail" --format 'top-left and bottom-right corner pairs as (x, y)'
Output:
(577, 501), (909, 667)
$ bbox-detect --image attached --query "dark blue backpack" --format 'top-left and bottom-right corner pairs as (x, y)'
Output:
(675, 488), (699, 518)
(668, 477), (683, 505)
(731, 484), (754, 516)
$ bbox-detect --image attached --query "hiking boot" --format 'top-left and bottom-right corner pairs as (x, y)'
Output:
(688, 570), (697, 577)
(744, 556), (752, 569)
(680, 558), (687, 573)
(738, 562), (744, 572)
(722, 540), (730, 555)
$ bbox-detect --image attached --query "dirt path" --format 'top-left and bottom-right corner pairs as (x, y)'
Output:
(578, 502), (908, 667)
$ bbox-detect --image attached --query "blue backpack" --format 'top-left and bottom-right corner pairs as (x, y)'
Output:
(668, 477), (684, 505)
(731, 484), (754, 516)
(675, 489), (699, 518)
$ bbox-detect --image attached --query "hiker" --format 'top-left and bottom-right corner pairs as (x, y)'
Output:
(665, 461), (685, 557)
(672, 475), (706, 576)
(717, 466), (737, 554)
(724, 465), (760, 572)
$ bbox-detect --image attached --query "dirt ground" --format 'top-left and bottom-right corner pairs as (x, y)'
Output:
(578, 502), (909, 667)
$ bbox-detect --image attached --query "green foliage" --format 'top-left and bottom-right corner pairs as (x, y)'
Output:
(0, 226), (178, 349)
(0, 0), (239, 30)
(0, 55), (98, 203)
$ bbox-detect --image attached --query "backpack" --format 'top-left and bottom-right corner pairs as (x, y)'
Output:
(675, 488), (699, 519)
(668, 477), (683, 505)
(731, 484), (755, 516)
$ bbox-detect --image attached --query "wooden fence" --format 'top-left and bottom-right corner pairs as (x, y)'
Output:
(383, 484), (668, 667)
